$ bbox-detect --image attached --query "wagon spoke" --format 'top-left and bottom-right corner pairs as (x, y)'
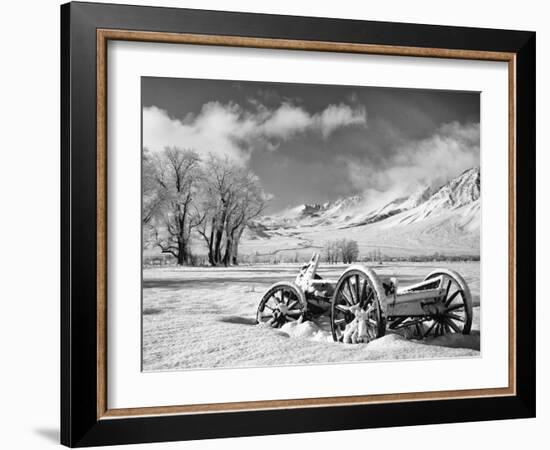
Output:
(352, 278), (360, 304)
(444, 279), (452, 299)
(334, 305), (349, 313)
(344, 280), (352, 303)
(445, 289), (463, 307)
(355, 275), (361, 304)
(367, 300), (379, 317)
(446, 312), (465, 322)
(366, 326), (376, 339)
(365, 288), (374, 305)
(360, 278), (367, 304)
(352, 279), (360, 304)
(288, 294), (297, 306)
(340, 287), (354, 306)
(445, 303), (464, 313)
(423, 321), (437, 338)
(445, 318), (462, 333)
(286, 300), (296, 309)
(286, 309), (303, 316)
(335, 304), (351, 313)
(282, 290), (289, 304)
(345, 279), (356, 304)
(284, 315), (297, 322)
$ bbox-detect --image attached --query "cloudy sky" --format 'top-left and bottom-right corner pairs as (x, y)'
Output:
(142, 77), (479, 213)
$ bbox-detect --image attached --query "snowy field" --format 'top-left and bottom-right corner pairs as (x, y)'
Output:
(142, 261), (480, 371)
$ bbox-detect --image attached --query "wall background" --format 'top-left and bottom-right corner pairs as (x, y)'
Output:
(0, 1), (545, 448)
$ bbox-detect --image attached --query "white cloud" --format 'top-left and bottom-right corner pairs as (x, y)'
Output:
(143, 101), (366, 164)
(341, 121), (480, 209)
(317, 103), (367, 138)
(261, 103), (313, 139)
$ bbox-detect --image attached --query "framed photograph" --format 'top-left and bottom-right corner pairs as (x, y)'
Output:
(61, 1), (536, 447)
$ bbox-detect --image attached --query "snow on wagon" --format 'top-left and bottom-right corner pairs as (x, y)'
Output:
(257, 253), (473, 344)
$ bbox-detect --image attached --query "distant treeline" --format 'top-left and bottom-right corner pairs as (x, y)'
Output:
(143, 248), (480, 267)
(382, 254), (480, 263)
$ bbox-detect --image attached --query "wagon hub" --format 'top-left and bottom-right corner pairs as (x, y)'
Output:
(277, 303), (289, 315)
(420, 300), (447, 316)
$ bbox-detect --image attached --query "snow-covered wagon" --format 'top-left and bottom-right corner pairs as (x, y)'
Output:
(256, 253), (473, 344)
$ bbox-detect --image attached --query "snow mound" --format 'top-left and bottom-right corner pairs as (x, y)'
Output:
(272, 322), (479, 353)
(281, 321), (333, 342)
(363, 333), (408, 350)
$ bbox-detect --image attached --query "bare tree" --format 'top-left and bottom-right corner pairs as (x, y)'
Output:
(195, 155), (235, 266)
(222, 171), (267, 265)
(196, 155), (268, 266)
(142, 147), (164, 250)
(142, 147), (162, 224)
(149, 147), (202, 265)
(323, 240), (340, 264)
(338, 239), (359, 264)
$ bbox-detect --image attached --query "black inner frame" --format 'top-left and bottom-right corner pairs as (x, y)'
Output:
(61, 2), (536, 447)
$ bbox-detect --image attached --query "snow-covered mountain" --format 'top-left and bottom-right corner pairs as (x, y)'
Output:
(349, 185), (437, 227)
(261, 167), (480, 229)
(244, 168), (480, 256)
(372, 168), (480, 238)
(363, 167), (480, 228)
(258, 195), (365, 228)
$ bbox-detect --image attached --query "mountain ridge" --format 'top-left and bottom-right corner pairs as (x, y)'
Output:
(242, 167), (480, 257)
(259, 167), (480, 230)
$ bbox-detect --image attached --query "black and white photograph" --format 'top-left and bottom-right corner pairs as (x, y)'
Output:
(0, 0), (541, 447)
(141, 77), (481, 371)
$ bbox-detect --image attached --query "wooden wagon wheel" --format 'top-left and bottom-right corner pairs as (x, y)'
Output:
(256, 282), (306, 328)
(421, 269), (473, 338)
(330, 266), (386, 343)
